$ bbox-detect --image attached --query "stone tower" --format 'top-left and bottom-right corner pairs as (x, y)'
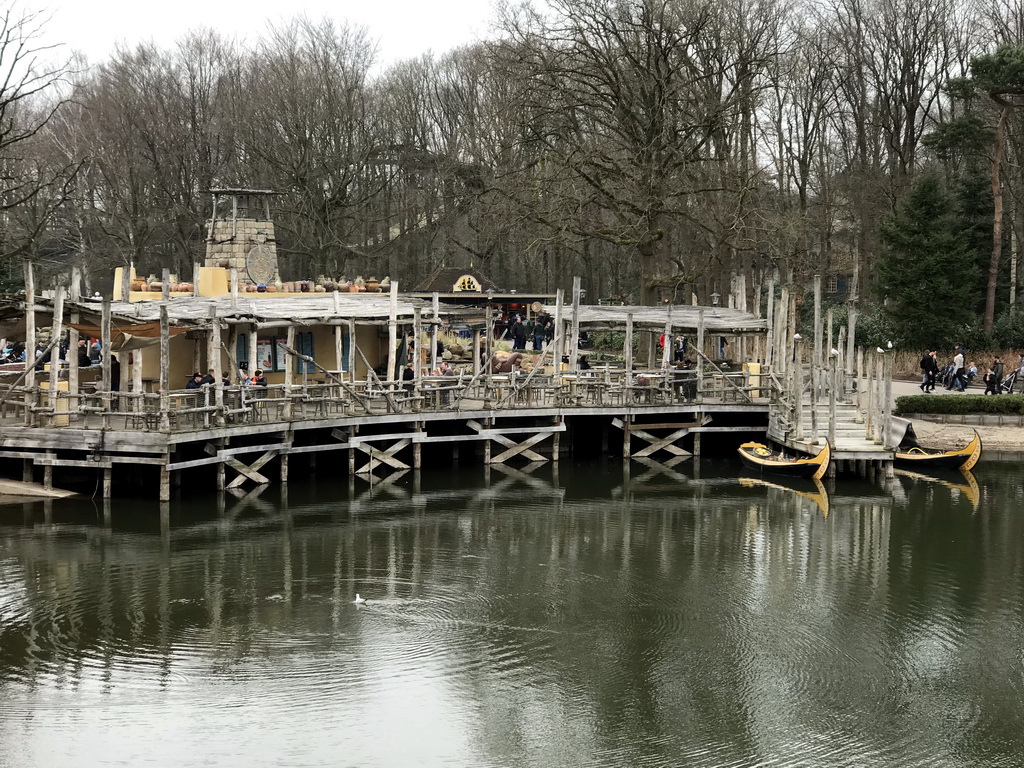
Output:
(205, 189), (279, 285)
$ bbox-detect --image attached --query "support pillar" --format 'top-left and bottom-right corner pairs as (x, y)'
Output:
(103, 467), (113, 499)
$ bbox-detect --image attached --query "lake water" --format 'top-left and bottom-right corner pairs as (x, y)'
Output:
(0, 459), (1022, 767)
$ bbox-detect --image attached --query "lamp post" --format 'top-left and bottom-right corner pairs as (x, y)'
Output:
(711, 291), (720, 307)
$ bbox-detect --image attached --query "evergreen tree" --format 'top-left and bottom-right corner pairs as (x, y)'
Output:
(876, 174), (979, 348)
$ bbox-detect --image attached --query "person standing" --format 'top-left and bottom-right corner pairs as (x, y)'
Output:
(993, 356), (1005, 393)
(919, 349), (931, 392)
(511, 316), (527, 350)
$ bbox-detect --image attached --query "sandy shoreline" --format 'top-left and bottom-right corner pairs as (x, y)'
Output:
(891, 378), (1024, 453)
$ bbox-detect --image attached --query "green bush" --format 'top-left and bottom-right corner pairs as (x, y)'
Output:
(895, 393), (1024, 415)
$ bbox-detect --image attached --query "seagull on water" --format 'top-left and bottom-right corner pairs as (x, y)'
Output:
(353, 594), (366, 604)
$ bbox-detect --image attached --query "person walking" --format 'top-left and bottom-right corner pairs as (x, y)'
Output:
(919, 349), (931, 392)
(949, 346), (965, 392)
(993, 356), (1005, 394)
(926, 350), (939, 392)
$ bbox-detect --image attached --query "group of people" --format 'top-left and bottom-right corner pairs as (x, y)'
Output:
(920, 346), (1024, 394)
(186, 368), (267, 389)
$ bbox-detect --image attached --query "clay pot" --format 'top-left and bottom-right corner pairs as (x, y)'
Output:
(349, 284), (360, 293)
(265, 284), (278, 293)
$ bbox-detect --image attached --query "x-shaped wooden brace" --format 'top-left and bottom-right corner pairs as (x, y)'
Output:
(630, 428), (693, 458)
(225, 450), (278, 489)
(630, 455), (692, 482)
(354, 438), (411, 476)
(489, 432), (550, 463)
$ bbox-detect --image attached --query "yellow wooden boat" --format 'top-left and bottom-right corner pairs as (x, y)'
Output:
(894, 431), (981, 472)
(737, 440), (830, 481)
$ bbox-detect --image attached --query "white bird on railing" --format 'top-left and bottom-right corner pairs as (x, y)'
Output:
(353, 594), (366, 604)
(887, 341), (893, 349)
(876, 347), (885, 354)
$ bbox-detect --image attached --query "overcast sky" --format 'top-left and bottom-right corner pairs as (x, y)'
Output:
(41, 0), (499, 68)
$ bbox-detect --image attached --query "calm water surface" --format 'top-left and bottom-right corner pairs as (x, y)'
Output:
(0, 460), (1022, 767)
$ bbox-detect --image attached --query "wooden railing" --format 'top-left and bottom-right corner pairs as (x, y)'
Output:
(0, 363), (774, 432)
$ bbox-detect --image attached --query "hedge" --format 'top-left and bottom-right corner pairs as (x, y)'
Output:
(895, 394), (1024, 416)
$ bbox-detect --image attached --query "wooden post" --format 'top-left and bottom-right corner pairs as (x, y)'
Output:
(386, 280), (398, 383)
(846, 304), (858, 396)
(624, 313), (634, 386)
(193, 262), (202, 298)
(431, 292), (440, 373)
(793, 335), (804, 440)
(855, 347), (864, 422)
(47, 287), (65, 426)
(102, 467), (113, 498)
(23, 260), (35, 426)
(159, 304), (170, 431)
(249, 322), (259, 379)
(284, 324), (295, 418)
(553, 288), (564, 384)
(162, 267), (171, 303)
(347, 318), (356, 382)
(776, 285), (790, 378)
(865, 349), (874, 440)
(210, 305), (224, 425)
(696, 309), (706, 399)
(160, 461), (170, 502)
(101, 299), (112, 423)
(334, 326), (344, 375)
(829, 350), (837, 446)
(661, 304), (672, 369)
(472, 329), (482, 378)
(132, 349), (143, 413)
(122, 262), (131, 303)
(413, 307), (423, 379)
(229, 268), (238, 309)
(764, 273), (775, 366)
(68, 265), (81, 418)
(568, 276), (581, 372)
(883, 349), (894, 448)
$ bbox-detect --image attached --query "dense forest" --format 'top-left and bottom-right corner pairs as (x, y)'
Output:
(4, 0), (1024, 347)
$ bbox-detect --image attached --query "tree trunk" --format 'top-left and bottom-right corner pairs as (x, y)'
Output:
(986, 104), (1012, 332)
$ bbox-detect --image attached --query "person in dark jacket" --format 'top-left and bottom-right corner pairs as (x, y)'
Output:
(919, 350), (931, 392)
(511, 316), (527, 350)
(186, 372), (204, 389)
(993, 356), (1005, 392)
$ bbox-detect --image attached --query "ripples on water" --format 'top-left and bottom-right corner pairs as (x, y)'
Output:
(0, 461), (1023, 767)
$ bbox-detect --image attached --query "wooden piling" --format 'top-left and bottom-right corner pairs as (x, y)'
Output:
(192, 262), (201, 297)
(430, 292), (440, 373)
(162, 268), (171, 303)
(24, 260), (35, 426)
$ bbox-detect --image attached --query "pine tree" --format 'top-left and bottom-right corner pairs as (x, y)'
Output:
(876, 173), (979, 348)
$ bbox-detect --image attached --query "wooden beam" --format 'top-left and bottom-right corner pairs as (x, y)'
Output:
(553, 288), (564, 383)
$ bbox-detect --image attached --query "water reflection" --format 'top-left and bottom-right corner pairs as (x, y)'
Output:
(0, 461), (1022, 767)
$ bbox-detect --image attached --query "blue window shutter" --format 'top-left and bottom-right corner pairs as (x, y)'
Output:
(342, 330), (351, 372)
(296, 332), (314, 374)
(237, 333), (248, 368)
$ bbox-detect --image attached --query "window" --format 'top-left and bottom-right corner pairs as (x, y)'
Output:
(826, 275), (839, 294)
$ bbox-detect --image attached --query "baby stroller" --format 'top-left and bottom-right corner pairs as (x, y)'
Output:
(999, 369), (1020, 395)
(938, 362), (960, 390)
